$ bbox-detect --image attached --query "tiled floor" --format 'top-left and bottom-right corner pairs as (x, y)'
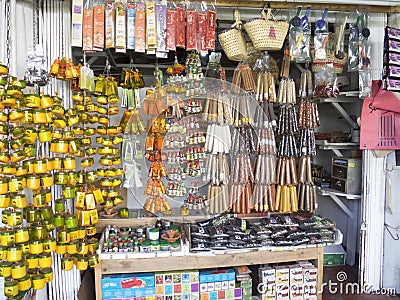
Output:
(323, 265), (399, 299)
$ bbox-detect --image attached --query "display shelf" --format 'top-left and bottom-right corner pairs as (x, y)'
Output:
(317, 187), (360, 266)
(315, 140), (359, 157)
(94, 246), (324, 300)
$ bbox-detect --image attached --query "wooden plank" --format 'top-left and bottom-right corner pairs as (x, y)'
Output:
(215, 1), (400, 13)
(100, 247), (320, 274)
(317, 247), (324, 300)
(94, 266), (102, 300)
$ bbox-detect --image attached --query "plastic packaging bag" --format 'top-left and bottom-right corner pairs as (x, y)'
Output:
(359, 69), (372, 98)
(333, 14), (348, 60)
(348, 23), (359, 72)
(24, 45), (49, 86)
(313, 66), (339, 98)
(289, 7), (311, 62)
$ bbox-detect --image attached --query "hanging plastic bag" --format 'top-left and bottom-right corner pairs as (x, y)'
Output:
(313, 8), (329, 62)
(24, 45), (49, 86)
(289, 7), (311, 62)
(313, 65), (339, 98)
(348, 22), (359, 72)
(359, 69), (372, 98)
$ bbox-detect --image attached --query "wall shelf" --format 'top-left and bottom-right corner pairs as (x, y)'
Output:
(316, 140), (359, 157)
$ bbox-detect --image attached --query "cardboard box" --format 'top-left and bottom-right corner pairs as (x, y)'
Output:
(303, 266), (318, 284)
(102, 273), (155, 299)
(290, 283), (304, 300)
(324, 245), (346, 266)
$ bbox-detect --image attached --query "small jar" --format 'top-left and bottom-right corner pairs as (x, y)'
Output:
(7, 245), (22, 262)
(29, 225), (47, 241)
(11, 261), (26, 279)
(25, 207), (39, 223)
(10, 150), (26, 163)
(29, 240), (44, 255)
(34, 159), (48, 174)
(4, 279), (18, 297)
(148, 228), (160, 241)
(0, 178), (8, 194)
(7, 210), (22, 227)
(25, 94), (40, 108)
(15, 166), (27, 177)
(86, 226), (96, 237)
(81, 157), (94, 168)
(119, 208), (129, 219)
(38, 127), (52, 142)
(55, 171), (67, 185)
(88, 252), (100, 268)
(150, 240), (160, 252)
(170, 241), (181, 251)
(40, 174), (53, 188)
(32, 274), (46, 290)
(20, 242), (30, 255)
(2, 164), (16, 175)
(140, 241), (151, 253)
(14, 227), (29, 244)
(43, 237), (56, 253)
(56, 243), (67, 255)
(40, 267), (53, 283)
(26, 254), (39, 269)
(0, 194), (10, 208)
(76, 256), (88, 271)
(61, 255), (74, 271)
(0, 245), (7, 260)
(78, 227), (86, 239)
(54, 213), (65, 227)
(63, 157), (76, 170)
(62, 186), (76, 199)
(27, 175), (40, 190)
(66, 241), (78, 254)
(77, 241), (88, 255)
(33, 109), (47, 124)
(0, 261), (12, 277)
(38, 252), (52, 268)
(88, 238), (99, 252)
(57, 228), (70, 244)
(11, 194), (27, 209)
(9, 177), (25, 193)
(65, 214), (78, 229)
(40, 94), (53, 109)
(18, 275), (32, 291)
(160, 240), (170, 251)
(40, 206), (54, 223)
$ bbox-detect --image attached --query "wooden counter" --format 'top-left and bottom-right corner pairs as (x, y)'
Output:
(95, 246), (324, 300)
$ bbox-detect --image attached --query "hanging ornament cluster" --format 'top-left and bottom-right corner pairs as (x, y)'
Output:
(252, 53), (277, 213)
(275, 50), (299, 213)
(73, 0), (216, 55)
(297, 68), (320, 212)
(49, 57), (80, 82)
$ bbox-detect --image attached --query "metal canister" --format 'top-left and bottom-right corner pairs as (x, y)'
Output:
(77, 240), (88, 255)
(55, 243), (67, 255)
(7, 245), (22, 262)
(2, 209), (10, 224)
(9, 177), (24, 193)
(32, 274), (45, 290)
(88, 252), (100, 268)
(85, 170), (98, 183)
(38, 127), (52, 142)
(86, 226), (96, 237)
(20, 242), (30, 255)
(65, 214), (78, 229)
(88, 238), (99, 252)
(70, 228), (79, 241)
(55, 199), (65, 213)
(40, 174), (53, 188)
(62, 186), (76, 199)
(1, 229), (15, 246)
(39, 206), (54, 223)
(67, 241), (78, 254)
(26, 175), (40, 190)
(67, 171), (78, 186)
(4, 279), (18, 296)
(0, 261), (12, 277)
(29, 225), (47, 241)
(76, 256), (88, 271)
(78, 227), (86, 239)
(2, 164), (15, 175)
(0, 245), (7, 260)
(7, 210), (22, 227)
(57, 228), (70, 244)
(11, 261), (26, 279)
(33, 159), (48, 174)
(33, 193), (47, 207)
(14, 227), (29, 244)
(63, 157), (76, 170)
(29, 240), (43, 255)
(11, 194), (27, 209)
(15, 166), (27, 177)
(17, 275), (31, 291)
(23, 160), (34, 174)
(26, 254), (39, 269)
(119, 208), (129, 218)
(51, 157), (62, 170)
(0, 194), (10, 208)
(0, 178), (8, 194)
(43, 237), (56, 253)
(61, 255), (74, 271)
(25, 207), (40, 223)
(40, 267), (53, 283)
(38, 252), (52, 268)
(54, 213), (65, 227)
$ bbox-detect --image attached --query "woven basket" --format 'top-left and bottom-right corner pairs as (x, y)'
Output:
(218, 9), (248, 62)
(244, 9), (289, 51)
(311, 33), (347, 74)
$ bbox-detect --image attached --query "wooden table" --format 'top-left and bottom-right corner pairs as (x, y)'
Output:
(95, 246), (324, 300)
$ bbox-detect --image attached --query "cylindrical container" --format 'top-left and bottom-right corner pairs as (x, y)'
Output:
(65, 214), (78, 229)
(18, 275), (32, 291)
(11, 194), (27, 209)
(40, 174), (53, 188)
(54, 213), (65, 227)
(150, 240), (160, 252)
(40, 267), (53, 283)
(76, 256), (88, 271)
(25, 207), (39, 223)
(78, 227), (86, 239)
(140, 241), (151, 253)
(119, 208), (129, 218)
(170, 241), (181, 251)
(14, 228), (29, 244)
(38, 128), (52, 142)
(7, 210), (22, 227)
(1, 229), (15, 246)
(29, 240), (43, 255)
(86, 226), (96, 236)
(57, 228), (70, 244)
(55, 243), (67, 255)
(27, 175), (40, 190)
(51, 157), (63, 170)
(88, 252), (100, 268)
(62, 186), (76, 199)
(11, 261), (26, 279)
(55, 199), (65, 212)
(4, 279), (18, 297)
(20, 242), (30, 255)
(33, 159), (48, 174)
(33, 193), (47, 207)
(15, 166), (27, 177)
(69, 228), (79, 241)
(0, 246), (7, 260)
(9, 177), (24, 193)
(67, 241), (78, 254)
(0, 194), (10, 208)
(38, 252), (52, 268)
(148, 228), (159, 241)
(29, 225), (47, 241)
(43, 237), (56, 253)
(7, 245), (22, 262)
(88, 238), (99, 252)
(61, 255), (74, 271)
(43, 220), (54, 232)
(2, 165), (15, 175)
(40, 206), (54, 223)
(26, 254), (39, 269)
(2, 209), (10, 224)
(32, 274), (46, 290)
(0, 261), (12, 277)
(77, 241), (88, 255)
(63, 157), (76, 170)
(160, 240), (170, 251)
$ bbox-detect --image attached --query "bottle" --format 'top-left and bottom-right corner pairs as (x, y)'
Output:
(154, 217), (164, 238)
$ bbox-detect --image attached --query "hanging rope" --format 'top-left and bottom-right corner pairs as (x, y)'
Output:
(5, 0), (11, 74)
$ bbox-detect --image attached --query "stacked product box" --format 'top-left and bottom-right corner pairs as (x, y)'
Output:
(237, 277), (252, 300)
(199, 269), (242, 300)
(258, 262), (318, 300)
(102, 272), (156, 300)
(155, 270), (200, 300)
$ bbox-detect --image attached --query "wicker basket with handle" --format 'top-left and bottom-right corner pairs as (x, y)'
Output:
(218, 9), (248, 62)
(244, 8), (289, 51)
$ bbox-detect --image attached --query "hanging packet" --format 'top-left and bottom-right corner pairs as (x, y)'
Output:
(135, 0), (146, 53)
(93, 5), (104, 51)
(146, 0), (157, 53)
(289, 7), (311, 62)
(71, 0), (84, 47)
(115, 1), (127, 53)
(166, 4), (177, 51)
(186, 2), (197, 51)
(333, 14), (348, 61)
(155, 0), (168, 57)
(197, 1), (207, 53)
(176, 3), (186, 48)
(348, 22), (359, 71)
(126, 2), (136, 49)
(82, 2), (94, 52)
(105, 1), (115, 48)
(313, 8), (329, 62)
(206, 4), (217, 50)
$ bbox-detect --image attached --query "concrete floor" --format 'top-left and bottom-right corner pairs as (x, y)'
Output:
(323, 265), (399, 299)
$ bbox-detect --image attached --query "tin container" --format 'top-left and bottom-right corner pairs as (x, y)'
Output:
(61, 255), (74, 271)
(57, 228), (70, 244)
(67, 241), (78, 254)
(20, 242), (30, 255)
(86, 226), (96, 236)
(0, 178), (8, 194)
(119, 208), (129, 218)
(15, 166), (27, 177)
(11, 261), (26, 279)
(40, 174), (53, 188)
(62, 186), (76, 199)
(0, 245), (7, 260)
(1, 229), (15, 246)
(54, 213), (65, 227)
(29, 225), (47, 241)
(78, 227), (86, 239)
(0, 261), (12, 277)
(76, 256), (88, 271)
(33, 193), (46, 207)
(55, 171), (67, 185)
(7, 245), (22, 262)
(9, 177), (24, 193)
(34, 159), (48, 174)
(4, 279), (18, 296)
(38, 252), (52, 268)
(77, 241), (88, 255)
(43, 237), (56, 253)
(29, 240), (43, 255)
(2, 164), (16, 175)
(87, 238), (98, 252)
(88, 252), (100, 267)
(33, 109), (47, 124)
(40, 267), (53, 282)
(18, 275), (31, 291)
(26, 175), (40, 190)
(7, 210), (22, 227)
(51, 157), (62, 170)
(32, 274), (46, 290)
(0, 194), (10, 208)
(55, 243), (67, 255)
(65, 214), (78, 229)
(81, 157), (94, 168)
(26, 254), (39, 269)
(38, 128), (52, 142)
(25, 207), (39, 223)
(14, 228), (29, 244)
(39, 206), (54, 223)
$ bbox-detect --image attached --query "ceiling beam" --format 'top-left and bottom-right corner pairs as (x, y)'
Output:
(216, 1), (400, 13)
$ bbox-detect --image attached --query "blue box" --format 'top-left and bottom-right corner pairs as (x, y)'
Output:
(102, 273), (155, 299)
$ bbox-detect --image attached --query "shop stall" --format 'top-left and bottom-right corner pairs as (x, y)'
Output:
(0, 1), (399, 300)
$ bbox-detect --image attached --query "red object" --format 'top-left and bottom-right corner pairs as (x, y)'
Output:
(206, 10), (217, 50)
(197, 12), (207, 52)
(166, 9), (177, 50)
(176, 7), (185, 48)
(360, 80), (400, 150)
(120, 278), (146, 289)
(186, 10), (197, 50)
